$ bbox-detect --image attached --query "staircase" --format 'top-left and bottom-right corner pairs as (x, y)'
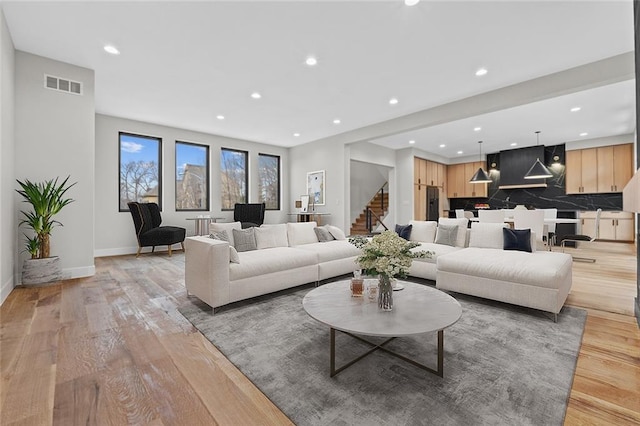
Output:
(350, 190), (389, 235)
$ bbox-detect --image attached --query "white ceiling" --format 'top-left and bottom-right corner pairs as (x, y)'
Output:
(2, 1), (636, 158)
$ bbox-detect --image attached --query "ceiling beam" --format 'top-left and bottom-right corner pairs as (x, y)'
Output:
(307, 52), (635, 147)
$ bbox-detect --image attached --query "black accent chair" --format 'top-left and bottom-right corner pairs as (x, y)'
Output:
(233, 203), (266, 228)
(128, 202), (186, 257)
(560, 208), (601, 263)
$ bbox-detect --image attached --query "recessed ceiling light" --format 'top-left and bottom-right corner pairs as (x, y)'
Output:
(580, 132), (588, 137)
(305, 56), (317, 66)
(251, 92), (262, 99)
(439, 144), (446, 148)
(293, 133), (300, 137)
(404, 0), (420, 5)
(389, 98), (398, 105)
(474, 127), (482, 132)
(475, 68), (488, 77)
(510, 143), (517, 146)
(104, 45), (120, 55)
(216, 115), (225, 120)
(333, 119), (341, 124)
(570, 107), (581, 112)
(457, 150), (464, 155)
(409, 140), (415, 144)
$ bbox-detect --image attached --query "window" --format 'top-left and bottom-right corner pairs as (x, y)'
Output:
(220, 148), (248, 210)
(119, 132), (161, 211)
(258, 153), (280, 210)
(176, 141), (209, 211)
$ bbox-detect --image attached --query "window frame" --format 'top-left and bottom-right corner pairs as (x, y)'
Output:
(118, 131), (162, 212)
(258, 153), (281, 211)
(175, 140), (210, 212)
(220, 147), (249, 211)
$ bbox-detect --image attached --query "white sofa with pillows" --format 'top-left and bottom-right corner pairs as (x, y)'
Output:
(184, 221), (360, 310)
(406, 218), (573, 317)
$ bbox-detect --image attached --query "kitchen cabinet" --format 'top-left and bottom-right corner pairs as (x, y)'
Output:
(414, 157), (447, 220)
(566, 144), (633, 194)
(578, 211), (635, 242)
(447, 162), (487, 198)
(566, 148), (597, 194)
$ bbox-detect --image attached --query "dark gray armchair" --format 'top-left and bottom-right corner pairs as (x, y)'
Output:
(128, 202), (186, 257)
(233, 203), (265, 228)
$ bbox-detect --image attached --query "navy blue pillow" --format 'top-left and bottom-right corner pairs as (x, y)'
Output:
(395, 224), (413, 240)
(503, 228), (532, 253)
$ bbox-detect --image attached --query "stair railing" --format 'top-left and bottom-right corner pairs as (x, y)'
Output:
(365, 183), (389, 233)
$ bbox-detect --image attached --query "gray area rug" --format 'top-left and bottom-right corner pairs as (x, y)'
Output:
(179, 281), (586, 426)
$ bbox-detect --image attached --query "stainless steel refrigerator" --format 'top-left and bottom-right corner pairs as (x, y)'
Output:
(426, 186), (439, 221)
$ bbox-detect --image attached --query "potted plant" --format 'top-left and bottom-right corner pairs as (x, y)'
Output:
(16, 176), (76, 284)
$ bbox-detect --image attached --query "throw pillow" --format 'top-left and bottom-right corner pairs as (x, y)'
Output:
(286, 222), (319, 246)
(409, 220), (437, 243)
(209, 230), (230, 243)
(435, 224), (459, 246)
(395, 224), (413, 240)
(437, 218), (469, 247)
(229, 246), (240, 264)
(254, 226), (278, 249)
(259, 224), (289, 247)
(503, 228), (532, 253)
(324, 225), (347, 240)
(468, 222), (506, 249)
(314, 227), (335, 242)
(232, 228), (258, 252)
(210, 221), (242, 247)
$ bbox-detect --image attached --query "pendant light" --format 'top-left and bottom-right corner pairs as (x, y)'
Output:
(469, 141), (492, 183)
(524, 131), (553, 179)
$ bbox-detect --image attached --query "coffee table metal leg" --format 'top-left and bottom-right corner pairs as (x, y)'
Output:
(330, 327), (446, 378)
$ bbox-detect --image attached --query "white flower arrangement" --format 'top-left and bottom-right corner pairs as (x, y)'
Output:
(349, 230), (433, 279)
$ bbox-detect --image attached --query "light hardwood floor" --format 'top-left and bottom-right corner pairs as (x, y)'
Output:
(1, 242), (638, 425)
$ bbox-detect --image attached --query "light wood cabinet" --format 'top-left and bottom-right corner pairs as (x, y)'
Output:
(446, 162), (487, 198)
(578, 211), (635, 242)
(414, 157), (447, 220)
(566, 144), (633, 194)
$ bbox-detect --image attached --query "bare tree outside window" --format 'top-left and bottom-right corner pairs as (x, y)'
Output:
(119, 133), (161, 211)
(258, 153), (280, 210)
(221, 148), (248, 210)
(176, 141), (209, 211)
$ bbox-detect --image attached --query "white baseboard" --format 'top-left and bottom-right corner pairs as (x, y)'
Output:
(0, 275), (14, 306)
(62, 265), (95, 280)
(94, 245), (182, 258)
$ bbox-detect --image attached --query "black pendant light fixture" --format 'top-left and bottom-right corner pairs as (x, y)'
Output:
(469, 140), (492, 183)
(524, 131), (553, 179)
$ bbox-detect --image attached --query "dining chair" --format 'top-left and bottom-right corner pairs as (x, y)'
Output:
(513, 209), (546, 250)
(478, 209), (506, 223)
(502, 209), (515, 219)
(560, 209), (602, 262)
(455, 209), (465, 219)
(542, 208), (558, 247)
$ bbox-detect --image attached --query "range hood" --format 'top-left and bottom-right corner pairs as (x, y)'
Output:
(498, 145), (548, 189)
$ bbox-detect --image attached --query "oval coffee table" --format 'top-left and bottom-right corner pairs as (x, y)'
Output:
(303, 280), (462, 378)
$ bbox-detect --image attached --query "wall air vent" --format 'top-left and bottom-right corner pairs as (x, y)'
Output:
(44, 74), (83, 95)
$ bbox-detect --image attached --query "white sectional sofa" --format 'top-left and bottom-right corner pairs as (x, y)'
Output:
(407, 218), (573, 318)
(185, 221), (360, 310)
(184, 217), (573, 318)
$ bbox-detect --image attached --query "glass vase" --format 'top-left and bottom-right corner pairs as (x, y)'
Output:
(378, 274), (393, 311)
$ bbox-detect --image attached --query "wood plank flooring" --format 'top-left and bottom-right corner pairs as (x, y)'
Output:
(1, 242), (638, 425)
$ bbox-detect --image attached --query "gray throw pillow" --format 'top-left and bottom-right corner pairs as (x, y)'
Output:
(314, 227), (335, 242)
(232, 228), (257, 252)
(435, 224), (459, 247)
(209, 230), (230, 242)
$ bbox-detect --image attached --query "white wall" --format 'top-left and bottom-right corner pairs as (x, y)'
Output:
(14, 52), (95, 280)
(289, 138), (347, 230)
(95, 114), (290, 256)
(0, 9), (15, 303)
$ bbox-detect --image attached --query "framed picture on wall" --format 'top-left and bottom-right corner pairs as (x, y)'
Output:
(307, 170), (325, 206)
